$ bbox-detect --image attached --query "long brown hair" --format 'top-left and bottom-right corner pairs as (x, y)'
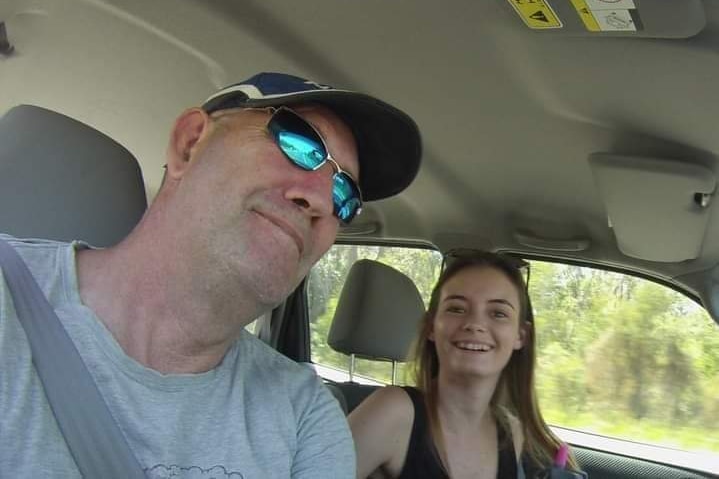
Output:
(412, 250), (578, 471)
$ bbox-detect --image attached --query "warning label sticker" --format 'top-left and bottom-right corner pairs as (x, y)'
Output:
(585, 0), (635, 10)
(506, 0), (563, 30)
(570, 0), (639, 32)
(569, 0), (601, 31)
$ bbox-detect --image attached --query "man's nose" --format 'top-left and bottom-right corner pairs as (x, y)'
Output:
(285, 166), (335, 218)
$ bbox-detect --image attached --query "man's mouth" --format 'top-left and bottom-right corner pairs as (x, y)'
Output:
(254, 210), (305, 256)
(453, 341), (494, 352)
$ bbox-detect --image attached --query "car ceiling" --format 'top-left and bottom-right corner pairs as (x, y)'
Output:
(2, 0), (719, 321)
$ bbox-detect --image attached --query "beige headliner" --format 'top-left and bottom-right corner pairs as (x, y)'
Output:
(2, 0), (719, 321)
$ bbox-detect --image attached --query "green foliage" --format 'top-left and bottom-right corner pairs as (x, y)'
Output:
(531, 262), (719, 451)
(309, 246), (719, 453)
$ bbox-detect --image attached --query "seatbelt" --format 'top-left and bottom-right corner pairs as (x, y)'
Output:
(0, 238), (147, 478)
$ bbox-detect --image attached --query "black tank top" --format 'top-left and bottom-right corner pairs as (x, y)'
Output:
(397, 386), (518, 479)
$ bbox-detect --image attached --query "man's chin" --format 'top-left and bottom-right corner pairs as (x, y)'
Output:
(242, 253), (303, 301)
(249, 273), (300, 309)
(238, 226), (309, 305)
(251, 209), (304, 259)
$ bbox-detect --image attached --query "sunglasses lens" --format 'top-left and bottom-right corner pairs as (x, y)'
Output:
(270, 110), (327, 170)
(269, 108), (362, 224)
(333, 172), (361, 223)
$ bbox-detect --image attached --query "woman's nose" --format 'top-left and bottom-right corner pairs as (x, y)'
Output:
(462, 314), (488, 332)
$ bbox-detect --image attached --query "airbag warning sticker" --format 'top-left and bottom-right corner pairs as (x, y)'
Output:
(506, 0), (563, 29)
(570, 0), (639, 32)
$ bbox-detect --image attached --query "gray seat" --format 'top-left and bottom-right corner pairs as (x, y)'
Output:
(324, 383), (349, 414)
(327, 259), (425, 413)
(0, 105), (147, 246)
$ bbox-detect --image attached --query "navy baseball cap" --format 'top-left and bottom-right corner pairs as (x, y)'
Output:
(201, 72), (422, 202)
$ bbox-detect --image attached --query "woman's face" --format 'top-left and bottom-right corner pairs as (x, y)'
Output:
(430, 265), (525, 380)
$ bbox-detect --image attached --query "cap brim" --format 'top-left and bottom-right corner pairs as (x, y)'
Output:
(231, 91), (422, 202)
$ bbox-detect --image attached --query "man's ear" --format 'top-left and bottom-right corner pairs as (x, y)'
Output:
(165, 108), (211, 180)
(514, 320), (531, 350)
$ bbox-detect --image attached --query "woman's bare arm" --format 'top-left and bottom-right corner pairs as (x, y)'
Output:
(348, 386), (414, 479)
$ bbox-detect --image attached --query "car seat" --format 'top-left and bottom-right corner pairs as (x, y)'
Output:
(327, 258), (425, 413)
(0, 104), (146, 246)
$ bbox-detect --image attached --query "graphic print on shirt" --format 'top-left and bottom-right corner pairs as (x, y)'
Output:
(145, 464), (244, 478)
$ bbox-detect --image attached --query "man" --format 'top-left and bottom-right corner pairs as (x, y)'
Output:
(0, 72), (421, 477)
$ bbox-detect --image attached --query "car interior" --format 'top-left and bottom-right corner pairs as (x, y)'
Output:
(0, 105), (146, 246)
(2, 0), (719, 478)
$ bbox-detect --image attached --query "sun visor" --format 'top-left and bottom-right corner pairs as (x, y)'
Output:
(589, 153), (715, 262)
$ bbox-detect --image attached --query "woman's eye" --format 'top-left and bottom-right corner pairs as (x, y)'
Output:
(492, 310), (509, 319)
(445, 305), (465, 314)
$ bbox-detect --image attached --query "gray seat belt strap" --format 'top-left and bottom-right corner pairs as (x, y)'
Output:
(0, 238), (147, 479)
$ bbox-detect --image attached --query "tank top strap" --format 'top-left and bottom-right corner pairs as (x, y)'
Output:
(397, 386), (449, 479)
(496, 413), (519, 478)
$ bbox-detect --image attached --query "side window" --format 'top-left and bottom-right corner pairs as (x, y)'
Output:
(309, 249), (718, 466)
(308, 244), (442, 385)
(530, 260), (719, 465)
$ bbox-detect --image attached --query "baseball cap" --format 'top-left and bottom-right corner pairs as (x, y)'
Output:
(201, 72), (422, 201)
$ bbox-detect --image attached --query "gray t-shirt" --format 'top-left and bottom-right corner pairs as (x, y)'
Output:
(0, 235), (355, 478)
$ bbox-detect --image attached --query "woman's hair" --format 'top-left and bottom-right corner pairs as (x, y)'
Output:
(412, 250), (578, 471)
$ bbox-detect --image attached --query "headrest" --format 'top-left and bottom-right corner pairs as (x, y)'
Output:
(328, 259), (425, 362)
(0, 105), (147, 247)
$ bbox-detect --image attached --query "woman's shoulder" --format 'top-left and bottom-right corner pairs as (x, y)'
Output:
(352, 385), (416, 422)
(349, 385), (418, 478)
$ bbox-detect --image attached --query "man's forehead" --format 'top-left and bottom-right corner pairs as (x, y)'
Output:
(212, 102), (345, 134)
(291, 103), (346, 129)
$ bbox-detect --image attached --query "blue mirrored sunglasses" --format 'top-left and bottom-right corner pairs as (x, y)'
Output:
(266, 107), (363, 224)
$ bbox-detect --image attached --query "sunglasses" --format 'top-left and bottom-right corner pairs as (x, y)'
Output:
(265, 107), (363, 224)
(441, 248), (531, 287)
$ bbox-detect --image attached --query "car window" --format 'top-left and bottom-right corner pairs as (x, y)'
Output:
(308, 244), (442, 385)
(529, 260), (719, 465)
(309, 246), (718, 467)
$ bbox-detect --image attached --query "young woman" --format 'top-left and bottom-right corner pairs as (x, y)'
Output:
(349, 251), (578, 478)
